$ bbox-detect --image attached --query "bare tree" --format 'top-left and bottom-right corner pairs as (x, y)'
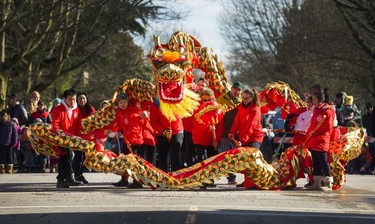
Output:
(218, 0), (375, 106)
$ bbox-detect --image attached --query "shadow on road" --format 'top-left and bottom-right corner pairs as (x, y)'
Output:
(1, 209), (375, 224)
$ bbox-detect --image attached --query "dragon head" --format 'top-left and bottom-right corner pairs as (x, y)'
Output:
(147, 32), (201, 121)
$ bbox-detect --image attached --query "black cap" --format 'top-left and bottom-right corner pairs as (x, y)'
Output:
(9, 93), (17, 98)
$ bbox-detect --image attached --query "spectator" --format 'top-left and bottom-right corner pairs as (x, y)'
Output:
(27, 91), (40, 116)
(216, 81), (243, 185)
(30, 101), (52, 173)
(50, 98), (61, 113)
(11, 118), (22, 171)
(362, 102), (373, 136)
(8, 93), (28, 126)
(341, 95), (361, 126)
(19, 126), (35, 173)
(30, 101), (52, 124)
(0, 110), (18, 174)
(334, 92), (346, 127)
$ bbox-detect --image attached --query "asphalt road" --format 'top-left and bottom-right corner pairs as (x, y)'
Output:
(0, 172), (374, 224)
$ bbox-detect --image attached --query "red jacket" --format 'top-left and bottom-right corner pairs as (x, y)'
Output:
(31, 109), (51, 123)
(230, 103), (264, 145)
(140, 101), (156, 146)
(113, 106), (144, 145)
(305, 103), (335, 152)
(182, 116), (194, 133)
(150, 103), (183, 136)
(192, 101), (223, 146)
(51, 103), (79, 133)
(73, 106), (96, 139)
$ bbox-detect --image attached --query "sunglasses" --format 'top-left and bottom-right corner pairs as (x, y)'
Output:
(203, 99), (213, 102)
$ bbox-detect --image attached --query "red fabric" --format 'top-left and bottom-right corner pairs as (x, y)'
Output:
(31, 110), (50, 121)
(305, 103), (335, 152)
(215, 119), (224, 142)
(183, 116), (194, 132)
(113, 106), (144, 145)
(330, 126), (341, 141)
(292, 132), (306, 146)
(51, 104), (79, 133)
(73, 106), (96, 139)
(150, 103), (183, 135)
(230, 104), (264, 144)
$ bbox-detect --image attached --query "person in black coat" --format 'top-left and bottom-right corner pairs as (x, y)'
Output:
(8, 93), (28, 126)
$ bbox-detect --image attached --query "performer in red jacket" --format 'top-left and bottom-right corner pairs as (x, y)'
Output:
(305, 91), (335, 190)
(229, 89), (264, 148)
(72, 92), (96, 185)
(150, 99), (184, 172)
(192, 89), (223, 163)
(139, 101), (157, 165)
(51, 89), (82, 188)
(111, 93), (145, 188)
(229, 89), (264, 188)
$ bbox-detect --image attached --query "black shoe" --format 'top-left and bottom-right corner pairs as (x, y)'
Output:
(66, 178), (84, 186)
(128, 182), (143, 189)
(112, 179), (129, 187)
(200, 184), (207, 190)
(228, 180), (237, 185)
(56, 180), (70, 188)
(236, 182), (244, 188)
(76, 176), (89, 184)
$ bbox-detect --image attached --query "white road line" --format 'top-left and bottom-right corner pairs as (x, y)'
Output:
(185, 206), (198, 224)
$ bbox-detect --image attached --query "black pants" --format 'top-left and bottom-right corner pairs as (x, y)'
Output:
(194, 144), (216, 164)
(156, 133), (184, 172)
(310, 150), (331, 176)
(73, 151), (86, 178)
(122, 144), (141, 156)
(141, 144), (156, 165)
(0, 145), (13, 164)
(57, 147), (73, 181)
(183, 131), (196, 166)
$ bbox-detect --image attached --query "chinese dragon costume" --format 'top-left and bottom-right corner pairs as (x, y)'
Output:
(27, 31), (364, 190)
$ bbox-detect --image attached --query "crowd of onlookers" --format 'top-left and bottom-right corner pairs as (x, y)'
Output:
(0, 91), (61, 174)
(0, 81), (374, 190)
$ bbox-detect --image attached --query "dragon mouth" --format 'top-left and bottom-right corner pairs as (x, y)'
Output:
(158, 81), (184, 103)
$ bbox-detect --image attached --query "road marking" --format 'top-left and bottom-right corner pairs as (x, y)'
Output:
(185, 206), (198, 224)
(0, 204), (374, 217)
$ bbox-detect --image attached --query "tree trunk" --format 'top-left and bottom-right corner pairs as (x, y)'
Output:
(0, 75), (8, 110)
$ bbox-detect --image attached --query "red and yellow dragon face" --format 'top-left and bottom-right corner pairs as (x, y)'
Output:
(146, 31), (230, 121)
